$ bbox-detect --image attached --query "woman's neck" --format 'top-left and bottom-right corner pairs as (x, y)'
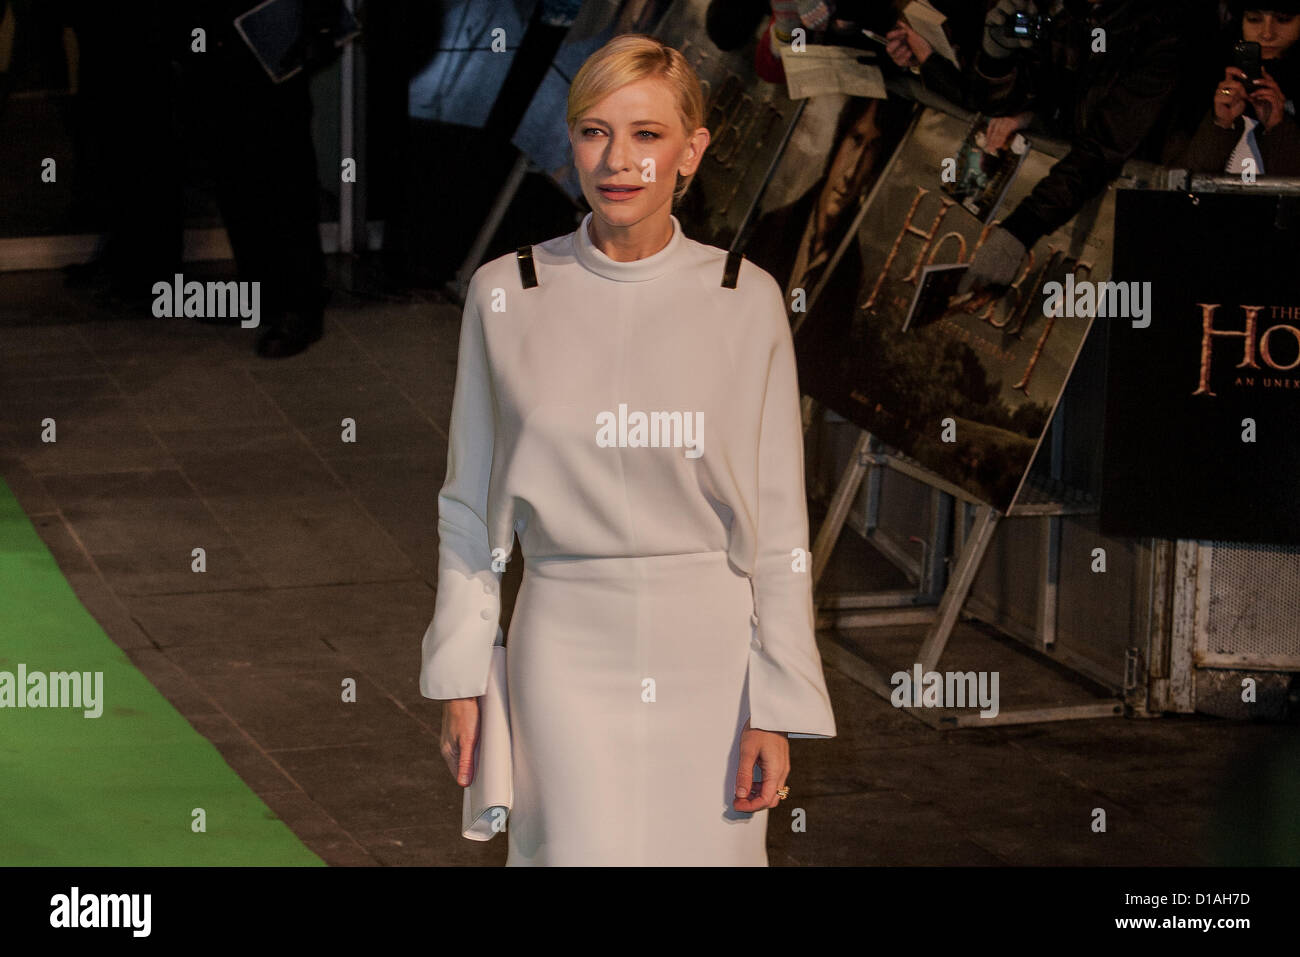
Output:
(587, 212), (674, 262)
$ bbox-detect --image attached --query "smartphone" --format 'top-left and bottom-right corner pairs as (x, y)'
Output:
(1233, 40), (1262, 89)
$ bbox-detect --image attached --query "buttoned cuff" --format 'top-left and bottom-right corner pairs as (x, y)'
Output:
(419, 523), (504, 700)
(745, 593), (836, 739)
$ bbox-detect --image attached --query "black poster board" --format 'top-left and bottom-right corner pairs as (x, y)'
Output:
(1101, 189), (1300, 545)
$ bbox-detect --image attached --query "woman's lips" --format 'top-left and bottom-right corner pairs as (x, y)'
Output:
(598, 185), (643, 201)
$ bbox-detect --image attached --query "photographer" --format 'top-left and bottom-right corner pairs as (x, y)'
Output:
(1168, 2), (1300, 175)
(955, 0), (1187, 293)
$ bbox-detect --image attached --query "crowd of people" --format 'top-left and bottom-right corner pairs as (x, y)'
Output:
(885, 0), (1299, 288)
(727, 0), (1300, 291)
(3, 0), (343, 358)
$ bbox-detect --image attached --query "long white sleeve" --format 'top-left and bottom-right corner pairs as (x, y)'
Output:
(419, 276), (503, 700)
(745, 284), (837, 739)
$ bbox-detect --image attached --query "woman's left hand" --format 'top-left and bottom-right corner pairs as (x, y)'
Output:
(734, 717), (790, 812)
(1249, 66), (1287, 131)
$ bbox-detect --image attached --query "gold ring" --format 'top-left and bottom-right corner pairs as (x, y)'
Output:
(776, 785), (791, 800)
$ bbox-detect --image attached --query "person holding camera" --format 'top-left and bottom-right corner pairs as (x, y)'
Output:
(1169, 2), (1300, 176)
(954, 0), (1187, 294)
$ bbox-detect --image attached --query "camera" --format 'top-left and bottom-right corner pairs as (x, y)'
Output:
(1003, 12), (1050, 42)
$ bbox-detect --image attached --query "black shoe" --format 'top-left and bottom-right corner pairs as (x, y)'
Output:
(90, 284), (155, 318)
(192, 309), (247, 327)
(255, 308), (323, 358)
(63, 259), (106, 289)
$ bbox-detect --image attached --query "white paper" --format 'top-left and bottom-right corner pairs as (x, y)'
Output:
(903, 0), (960, 68)
(778, 45), (887, 100)
(460, 644), (513, 840)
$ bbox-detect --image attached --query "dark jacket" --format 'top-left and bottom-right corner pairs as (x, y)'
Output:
(970, 0), (1186, 249)
(914, 0), (994, 111)
(1173, 110), (1300, 175)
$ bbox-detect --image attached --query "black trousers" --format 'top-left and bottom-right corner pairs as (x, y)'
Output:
(183, 55), (327, 318)
(70, 0), (326, 318)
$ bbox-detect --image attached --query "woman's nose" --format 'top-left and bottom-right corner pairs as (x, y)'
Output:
(1259, 16), (1275, 41)
(605, 134), (632, 172)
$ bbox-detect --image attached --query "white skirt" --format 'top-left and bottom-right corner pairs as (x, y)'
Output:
(504, 550), (768, 866)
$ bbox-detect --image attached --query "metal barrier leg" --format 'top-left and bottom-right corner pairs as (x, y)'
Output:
(916, 504), (1000, 673)
(810, 430), (871, 589)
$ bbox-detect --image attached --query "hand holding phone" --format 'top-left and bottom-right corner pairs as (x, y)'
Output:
(1233, 41), (1262, 89)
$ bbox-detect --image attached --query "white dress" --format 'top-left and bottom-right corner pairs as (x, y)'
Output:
(419, 212), (837, 866)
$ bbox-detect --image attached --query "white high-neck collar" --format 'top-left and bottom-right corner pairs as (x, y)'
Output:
(573, 211), (683, 282)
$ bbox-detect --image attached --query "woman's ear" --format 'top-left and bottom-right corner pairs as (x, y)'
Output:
(678, 126), (711, 177)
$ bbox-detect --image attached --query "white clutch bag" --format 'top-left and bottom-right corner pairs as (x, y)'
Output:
(461, 643), (513, 840)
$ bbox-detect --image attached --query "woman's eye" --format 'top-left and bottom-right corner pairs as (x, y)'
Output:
(582, 127), (603, 136)
(637, 130), (659, 139)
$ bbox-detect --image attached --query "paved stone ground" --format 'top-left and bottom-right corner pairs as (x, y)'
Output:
(2, 263), (1293, 866)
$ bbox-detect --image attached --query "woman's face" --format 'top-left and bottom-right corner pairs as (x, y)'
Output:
(569, 77), (708, 233)
(1243, 10), (1300, 60)
(817, 101), (883, 228)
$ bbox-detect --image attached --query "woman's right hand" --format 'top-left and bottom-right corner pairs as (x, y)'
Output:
(441, 697), (480, 787)
(1214, 67), (1251, 128)
(986, 111), (1033, 151)
(1248, 66), (1286, 131)
(885, 21), (931, 69)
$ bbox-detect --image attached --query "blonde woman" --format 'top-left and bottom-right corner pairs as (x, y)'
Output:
(420, 33), (836, 866)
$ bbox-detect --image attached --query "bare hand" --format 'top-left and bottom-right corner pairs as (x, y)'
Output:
(886, 20), (931, 69)
(441, 697), (480, 787)
(734, 716), (790, 812)
(986, 111), (1033, 151)
(1214, 67), (1251, 128)
(1249, 66), (1285, 131)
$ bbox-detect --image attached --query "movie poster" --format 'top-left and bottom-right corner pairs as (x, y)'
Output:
(650, 0), (803, 249)
(792, 107), (1117, 512)
(1101, 190), (1300, 545)
(743, 93), (916, 308)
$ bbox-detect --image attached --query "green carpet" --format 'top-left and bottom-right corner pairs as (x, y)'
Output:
(0, 476), (323, 865)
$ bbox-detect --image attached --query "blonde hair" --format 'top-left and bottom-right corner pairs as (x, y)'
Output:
(566, 34), (706, 203)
